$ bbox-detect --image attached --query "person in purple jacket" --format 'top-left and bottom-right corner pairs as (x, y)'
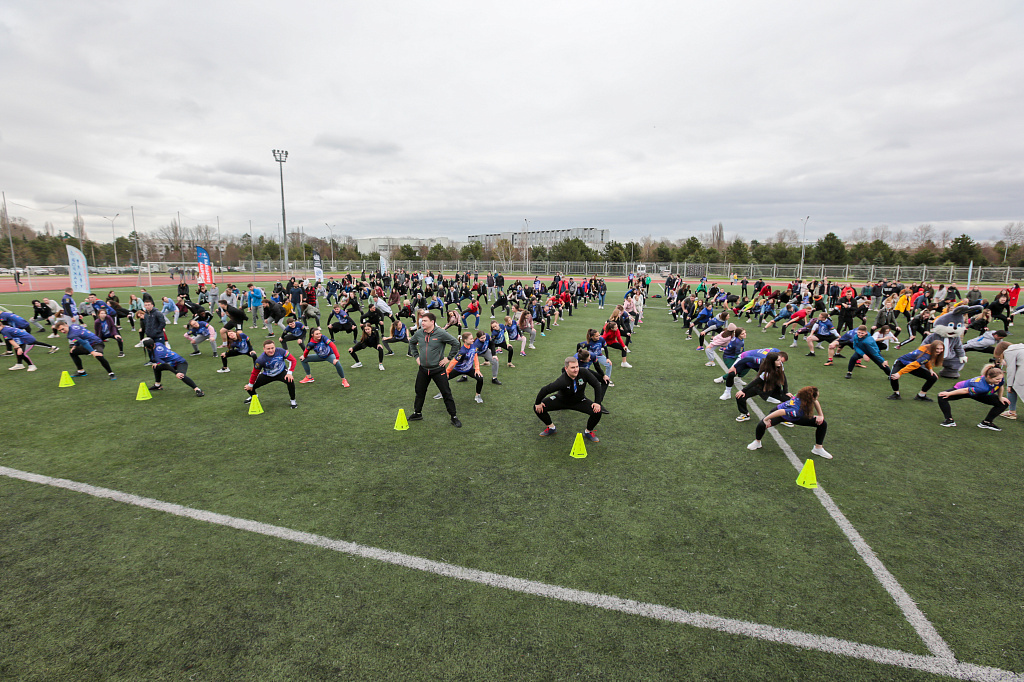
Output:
(55, 320), (117, 380)
(937, 365), (1008, 430)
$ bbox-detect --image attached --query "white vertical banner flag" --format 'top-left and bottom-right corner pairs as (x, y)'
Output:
(379, 255), (389, 274)
(66, 245), (91, 293)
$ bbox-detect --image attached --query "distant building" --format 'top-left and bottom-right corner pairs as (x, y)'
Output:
(355, 236), (459, 255)
(467, 227), (609, 251)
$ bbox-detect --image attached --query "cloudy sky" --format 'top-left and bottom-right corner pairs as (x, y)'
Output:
(1, 1), (1022, 247)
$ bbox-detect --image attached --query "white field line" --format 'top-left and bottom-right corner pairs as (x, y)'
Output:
(714, 355), (956, 660)
(0, 466), (1019, 681)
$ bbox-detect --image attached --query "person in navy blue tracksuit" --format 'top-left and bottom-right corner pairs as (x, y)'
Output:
(142, 338), (204, 396)
(55, 320), (116, 380)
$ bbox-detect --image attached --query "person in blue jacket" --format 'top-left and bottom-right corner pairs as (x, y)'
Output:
(747, 385), (832, 459)
(0, 319), (58, 371)
(218, 329), (258, 372)
(805, 311), (839, 356)
(687, 302), (714, 340)
(381, 319), (408, 356)
(184, 318), (217, 356)
(937, 364), (1008, 430)
(246, 339), (298, 408)
(55, 320), (117, 379)
(142, 338), (204, 396)
(279, 317), (306, 352)
(842, 326), (891, 379)
(0, 310), (32, 356)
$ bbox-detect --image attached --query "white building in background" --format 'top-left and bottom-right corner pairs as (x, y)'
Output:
(354, 236), (460, 255)
(466, 227), (609, 251)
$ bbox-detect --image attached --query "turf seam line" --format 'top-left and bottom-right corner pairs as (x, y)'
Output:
(715, 357), (957, 661)
(0, 466), (1017, 682)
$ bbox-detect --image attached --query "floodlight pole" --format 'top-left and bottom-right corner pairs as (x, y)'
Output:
(798, 216), (811, 279)
(273, 149), (289, 275)
(325, 223), (336, 270)
(103, 213), (119, 269)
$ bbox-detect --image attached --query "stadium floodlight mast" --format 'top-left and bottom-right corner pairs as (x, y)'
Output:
(103, 214), (119, 269)
(272, 149), (289, 274)
(324, 223), (336, 269)
(798, 216), (811, 279)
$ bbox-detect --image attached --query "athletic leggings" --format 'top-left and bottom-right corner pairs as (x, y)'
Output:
(222, 349), (258, 368)
(849, 353), (887, 375)
(724, 362), (757, 387)
(300, 352), (346, 379)
(280, 332), (305, 351)
(248, 372), (295, 400)
(350, 341), (383, 363)
(938, 393), (1007, 422)
(536, 395), (602, 431)
(606, 341), (627, 358)
(381, 336), (406, 354)
(491, 302), (509, 317)
(328, 321), (358, 343)
(735, 378), (786, 415)
(494, 341), (513, 364)
(12, 344), (36, 366)
(153, 361), (197, 389)
(480, 348), (499, 379)
(70, 345), (113, 373)
(890, 361), (937, 394)
(756, 416), (828, 445)
(449, 368), (484, 393)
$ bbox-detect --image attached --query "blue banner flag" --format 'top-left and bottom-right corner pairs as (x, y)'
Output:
(66, 245), (90, 293)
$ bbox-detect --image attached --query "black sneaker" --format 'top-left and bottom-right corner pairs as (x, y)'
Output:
(834, 353), (845, 358)
(913, 394), (934, 403)
(456, 375), (468, 382)
(805, 352), (815, 357)
(977, 421), (1002, 431)
(189, 351), (202, 356)
(939, 418), (956, 427)
(73, 371), (88, 377)
(117, 352), (125, 358)
(845, 372), (853, 379)
(491, 378), (502, 385)
(149, 384), (164, 391)
(290, 402), (298, 409)
(195, 389), (205, 397)
(243, 395), (253, 404)
(886, 393), (901, 400)
(451, 416), (462, 428)
(408, 412), (423, 421)
(385, 351), (395, 356)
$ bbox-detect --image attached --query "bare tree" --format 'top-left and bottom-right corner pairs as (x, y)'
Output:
(154, 221), (187, 261)
(640, 235), (656, 261)
(849, 227), (869, 243)
(1001, 221), (1024, 262)
(709, 223), (726, 252)
(892, 230), (909, 250)
(871, 224), (890, 242)
(912, 224), (934, 249)
(774, 228), (799, 246)
(492, 238), (515, 270)
(938, 229), (953, 250)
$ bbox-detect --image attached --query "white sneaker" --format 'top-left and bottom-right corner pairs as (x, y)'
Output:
(719, 389), (731, 400)
(217, 367), (231, 373)
(490, 314), (495, 318)
(378, 363), (385, 371)
(621, 361), (632, 368)
(817, 343), (824, 349)
(789, 341), (798, 347)
(735, 413), (750, 422)
(8, 364), (24, 370)
(351, 362), (363, 368)
(47, 333), (59, 338)
(765, 397), (781, 404)
(780, 421), (794, 427)
(528, 344), (536, 349)
(26, 365), (37, 372)
(475, 395), (484, 403)
(704, 361), (716, 367)
(812, 445), (833, 459)
(713, 376), (724, 384)
(134, 341), (144, 348)
(747, 440), (762, 450)
(433, 392), (443, 399)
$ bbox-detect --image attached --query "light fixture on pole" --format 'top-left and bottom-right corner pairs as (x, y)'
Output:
(272, 149), (289, 274)
(324, 223), (336, 270)
(798, 216), (811, 279)
(103, 213), (119, 270)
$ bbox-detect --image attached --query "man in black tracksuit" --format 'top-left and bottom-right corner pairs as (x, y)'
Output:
(408, 312), (462, 427)
(534, 356), (606, 442)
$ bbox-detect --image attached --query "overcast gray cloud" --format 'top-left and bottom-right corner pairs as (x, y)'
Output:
(0, 0), (1021, 247)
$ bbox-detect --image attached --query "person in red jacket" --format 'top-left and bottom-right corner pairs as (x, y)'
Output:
(461, 299), (481, 329)
(602, 321), (629, 360)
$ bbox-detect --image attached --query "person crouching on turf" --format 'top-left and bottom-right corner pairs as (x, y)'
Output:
(184, 318), (218, 356)
(245, 339), (298, 409)
(299, 328), (350, 387)
(843, 325), (891, 379)
(142, 338), (204, 397)
(805, 311), (839, 356)
(0, 319), (58, 371)
(218, 329), (258, 373)
(938, 364), (1009, 431)
(93, 307), (125, 357)
(747, 385), (832, 459)
(278, 316), (307, 352)
(349, 322), (385, 371)
(534, 355), (606, 442)
(734, 351), (791, 423)
(55, 320), (117, 380)
(434, 331), (485, 403)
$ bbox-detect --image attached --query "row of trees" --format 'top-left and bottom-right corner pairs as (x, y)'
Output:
(2, 212), (1022, 268)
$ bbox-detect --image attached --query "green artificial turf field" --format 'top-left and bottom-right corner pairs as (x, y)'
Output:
(0, 281), (1021, 681)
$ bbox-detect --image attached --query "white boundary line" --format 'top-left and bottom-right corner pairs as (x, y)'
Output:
(0, 465), (1018, 681)
(713, 354), (959, 659)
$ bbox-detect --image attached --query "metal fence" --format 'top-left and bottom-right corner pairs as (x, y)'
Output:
(235, 259), (1024, 284)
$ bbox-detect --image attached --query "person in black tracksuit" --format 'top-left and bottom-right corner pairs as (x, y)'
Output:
(534, 356), (607, 442)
